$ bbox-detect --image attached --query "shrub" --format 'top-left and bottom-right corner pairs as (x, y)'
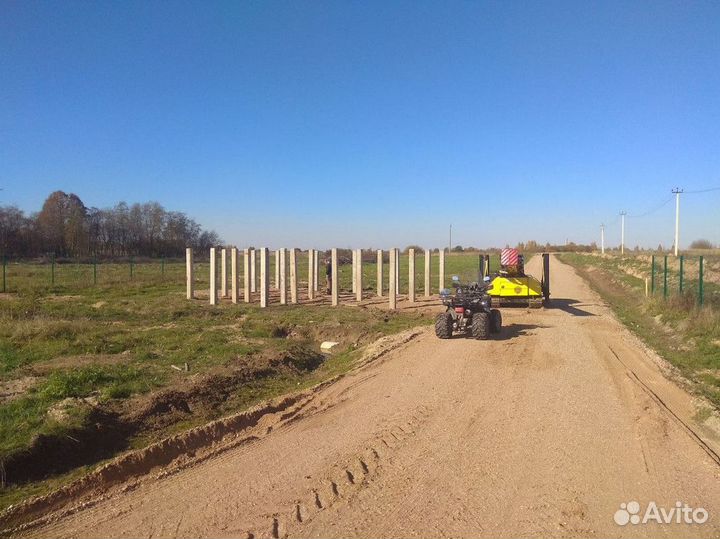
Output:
(689, 239), (714, 249)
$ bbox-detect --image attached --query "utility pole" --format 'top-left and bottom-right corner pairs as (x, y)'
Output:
(600, 224), (605, 254)
(672, 187), (682, 256)
(449, 224), (452, 253)
(620, 211), (626, 254)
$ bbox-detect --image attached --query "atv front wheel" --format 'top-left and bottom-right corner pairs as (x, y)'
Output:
(490, 309), (502, 333)
(435, 312), (453, 339)
(471, 312), (490, 340)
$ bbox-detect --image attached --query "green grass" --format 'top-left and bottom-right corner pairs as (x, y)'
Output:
(558, 253), (720, 408)
(1, 259), (185, 294)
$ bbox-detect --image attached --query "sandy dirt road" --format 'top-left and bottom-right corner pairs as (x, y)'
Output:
(16, 255), (720, 538)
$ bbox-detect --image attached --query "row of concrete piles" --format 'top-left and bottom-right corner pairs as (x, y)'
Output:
(185, 247), (447, 310)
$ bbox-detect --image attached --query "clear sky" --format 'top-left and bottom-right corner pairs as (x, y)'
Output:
(1, 1), (719, 250)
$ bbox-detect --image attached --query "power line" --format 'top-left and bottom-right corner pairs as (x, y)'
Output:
(595, 184), (718, 250)
(626, 194), (674, 218)
(684, 186), (720, 194)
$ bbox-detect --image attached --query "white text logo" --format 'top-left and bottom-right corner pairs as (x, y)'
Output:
(614, 501), (708, 526)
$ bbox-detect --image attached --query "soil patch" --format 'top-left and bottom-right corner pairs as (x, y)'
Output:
(0, 377), (40, 404)
(27, 354), (131, 375)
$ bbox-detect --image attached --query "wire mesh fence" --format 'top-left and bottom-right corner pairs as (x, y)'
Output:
(0, 257), (186, 294)
(648, 254), (719, 307)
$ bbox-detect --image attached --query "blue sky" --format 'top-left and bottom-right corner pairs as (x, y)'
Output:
(1, 1), (719, 249)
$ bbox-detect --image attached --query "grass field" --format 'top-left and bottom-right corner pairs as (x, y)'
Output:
(558, 252), (720, 410)
(1, 250), (496, 295)
(0, 250), (494, 510)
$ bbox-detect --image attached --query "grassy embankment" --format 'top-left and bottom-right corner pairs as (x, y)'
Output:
(558, 252), (720, 410)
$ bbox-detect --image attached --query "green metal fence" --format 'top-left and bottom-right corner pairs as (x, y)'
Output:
(650, 254), (711, 306)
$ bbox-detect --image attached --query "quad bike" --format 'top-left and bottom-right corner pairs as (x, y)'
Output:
(435, 276), (502, 340)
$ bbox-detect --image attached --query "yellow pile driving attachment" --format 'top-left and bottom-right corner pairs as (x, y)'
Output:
(482, 250), (550, 308)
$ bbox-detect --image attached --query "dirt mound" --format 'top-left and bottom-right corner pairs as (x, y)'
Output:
(357, 328), (426, 367)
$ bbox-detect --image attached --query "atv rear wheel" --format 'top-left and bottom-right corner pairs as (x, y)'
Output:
(490, 309), (502, 333)
(471, 312), (490, 340)
(435, 312), (453, 339)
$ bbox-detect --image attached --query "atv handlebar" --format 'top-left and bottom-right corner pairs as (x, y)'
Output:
(440, 282), (491, 306)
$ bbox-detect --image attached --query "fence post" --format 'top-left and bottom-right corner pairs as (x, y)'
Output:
(663, 255), (668, 299)
(279, 248), (287, 305)
(395, 248), (400, 293)
(186, 248), (194, 299)
(231, 247), (238, 304)
(260, 248), (269, 308)
(220, 248), (227, 298)
(376, 249), (383, 297)
(250, 249), (256, 293)
(209, 248), (217, 305)
(699, 256), (704, 307)
(355, 249), (363, 302)
(389, 248), (397, 310)
(439, 250), (445, 292)
(331, 248), (339, 306)
(408, 248), (415, 303)
(161, 257), (165, 278)
(289, 248), (298, 304)
(51, 254), (55, 285)
(425, 249), (431, 297)
(313, 250), (319, 292)
(243, 248), (250, 303)
(130, 258), (134, 280)
(679, 255), (684, 294)
(2, 256), (6, 293)
(93, 257), (97, 285)
(650, 255), (655, 294)
(351, 250), (357, 294)
(308, 249), (314, 300)
(275, 250), (280, 290)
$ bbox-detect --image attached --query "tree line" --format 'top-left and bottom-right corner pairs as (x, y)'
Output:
(0, 191), (221, 259)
